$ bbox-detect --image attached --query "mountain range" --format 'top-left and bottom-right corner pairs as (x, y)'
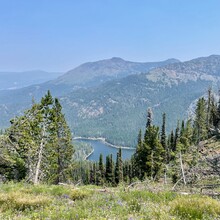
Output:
(0, 55), (220, 146)
(53, 57), (180, 88)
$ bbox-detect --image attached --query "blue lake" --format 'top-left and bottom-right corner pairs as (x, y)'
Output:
(75, 138), (135, 162)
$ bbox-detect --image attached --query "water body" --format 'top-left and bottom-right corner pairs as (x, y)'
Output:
(75, 138), (135, 162)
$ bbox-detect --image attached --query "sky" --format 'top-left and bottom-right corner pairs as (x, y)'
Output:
(0, 0), (220, 72)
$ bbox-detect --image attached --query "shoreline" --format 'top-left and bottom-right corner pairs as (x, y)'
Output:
(73, 136), (136, 150)
(84, 148), (95, 160)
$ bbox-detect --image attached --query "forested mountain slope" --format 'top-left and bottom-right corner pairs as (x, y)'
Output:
(0, 57), (180, 128)
(1, 55), (220, 146)
(61, 55), (220, 146)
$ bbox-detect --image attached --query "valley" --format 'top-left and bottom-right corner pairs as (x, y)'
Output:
(0, 55), (220, 146)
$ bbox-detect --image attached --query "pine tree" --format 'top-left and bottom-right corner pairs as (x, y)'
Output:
(137, 129), (142, 147)
(193, 97), (208, 143)
(97, 154), (105, 185)
(49, 98), (74, 184)
(105, 154), (114, 185)
(174, 122), (180, 151)
(115, 148), (123, 184)
(144, 108), (153, 142)
(170, 130), (175, 151)
(210, 94), (218, 129)
(5, 91), (74, 184)
(7, 92), (54, 184)
(206, 87), (212, 130)
(179, 119), (193, 152)
(123, 160), (130, 183)
(89, 163), (96, 184)
(145, 125), (164, 180)
(160, 113), (167, 163)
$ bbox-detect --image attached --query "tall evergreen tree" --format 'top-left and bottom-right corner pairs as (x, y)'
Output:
(5, 91), (74, 184)
(174, 122), (180, 152)
(144, 108), (153, 142)
(97, 154), (105, 185)
(137, 129), (142, 147)
(206, 87), (212, 130)
(105, 154), (114, 185)
(193, 97), (208, 143)
(115, 148), (123, 184)
(145, 125), (164, 179)
(49, 98), (74, 184)
(160, 113), (167, 163)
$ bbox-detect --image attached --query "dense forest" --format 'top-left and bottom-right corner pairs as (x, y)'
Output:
(1, 88), (220, 188)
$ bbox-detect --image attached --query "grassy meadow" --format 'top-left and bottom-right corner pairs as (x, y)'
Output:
(0, 182), (220, 219)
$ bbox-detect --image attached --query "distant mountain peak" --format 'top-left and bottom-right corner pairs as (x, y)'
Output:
(110, 57), (125, 62)
(54, 57), (179, 87)
(164, 58), (181, 63)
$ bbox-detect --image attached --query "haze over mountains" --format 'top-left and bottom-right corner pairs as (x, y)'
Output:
(0, 55), (220, 146)
(53, 57), (180, 88)
(0, 70), (62, 90)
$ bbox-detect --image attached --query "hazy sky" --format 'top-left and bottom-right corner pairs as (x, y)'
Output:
(0, 0), (220, 72)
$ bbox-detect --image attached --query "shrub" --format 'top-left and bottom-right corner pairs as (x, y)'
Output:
(69, 189), (92, 201)
(0, 191), (51, 211)
(170, 196), (220, 219)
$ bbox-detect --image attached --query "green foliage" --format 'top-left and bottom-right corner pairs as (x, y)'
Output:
(63, 78), (211, 147)
(193, 97), (208, 143)
(161, 113), (167, 162)
(69, 189), (92, 201)
(105, 154), (115, 185)
(170, 196), (220, 219)
(2, 91), (74, 184)
(0, 191), (51, 212)
(134, 110), (165, 180)
(115, 148), (123, 185)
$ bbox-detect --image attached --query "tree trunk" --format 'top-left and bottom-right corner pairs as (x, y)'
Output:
(33, 125), (45, 185)
(179, 151), (186, 185)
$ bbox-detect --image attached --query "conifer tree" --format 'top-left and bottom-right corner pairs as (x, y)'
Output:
(180, 120), (185, 137)
(49, 98), (74, 184)
(193, 97), (207, 143)
(206, 87), (212, 130)
(179, 119), (193, 152)
(89, 163), (96, 184)
(123, 160), (130, 183)
(160, 113), (167, 163)
(115, 148), (123, 184)
(210, 94), (218, 129)
(137, 129), (142, 147)
(174, 122), (180, 151)
(105, 154), (114, 185)
(5, 91), (74, 184)
(144, 108), (153, 142)
(7, 92), (54, 184)
(145, 125), (164, 179)
(96, 154), (105, 185)
(170, 130), (175, 151)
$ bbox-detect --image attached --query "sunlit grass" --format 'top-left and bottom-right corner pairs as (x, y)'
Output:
(170, 195), (220, 220)
(0, 182), (219, 219)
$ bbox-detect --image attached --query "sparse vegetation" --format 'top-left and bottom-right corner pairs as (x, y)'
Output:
(0, 182), (219, 219)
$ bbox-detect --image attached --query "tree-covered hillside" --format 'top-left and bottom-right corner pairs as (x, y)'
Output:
(1, 56), (220, 146)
